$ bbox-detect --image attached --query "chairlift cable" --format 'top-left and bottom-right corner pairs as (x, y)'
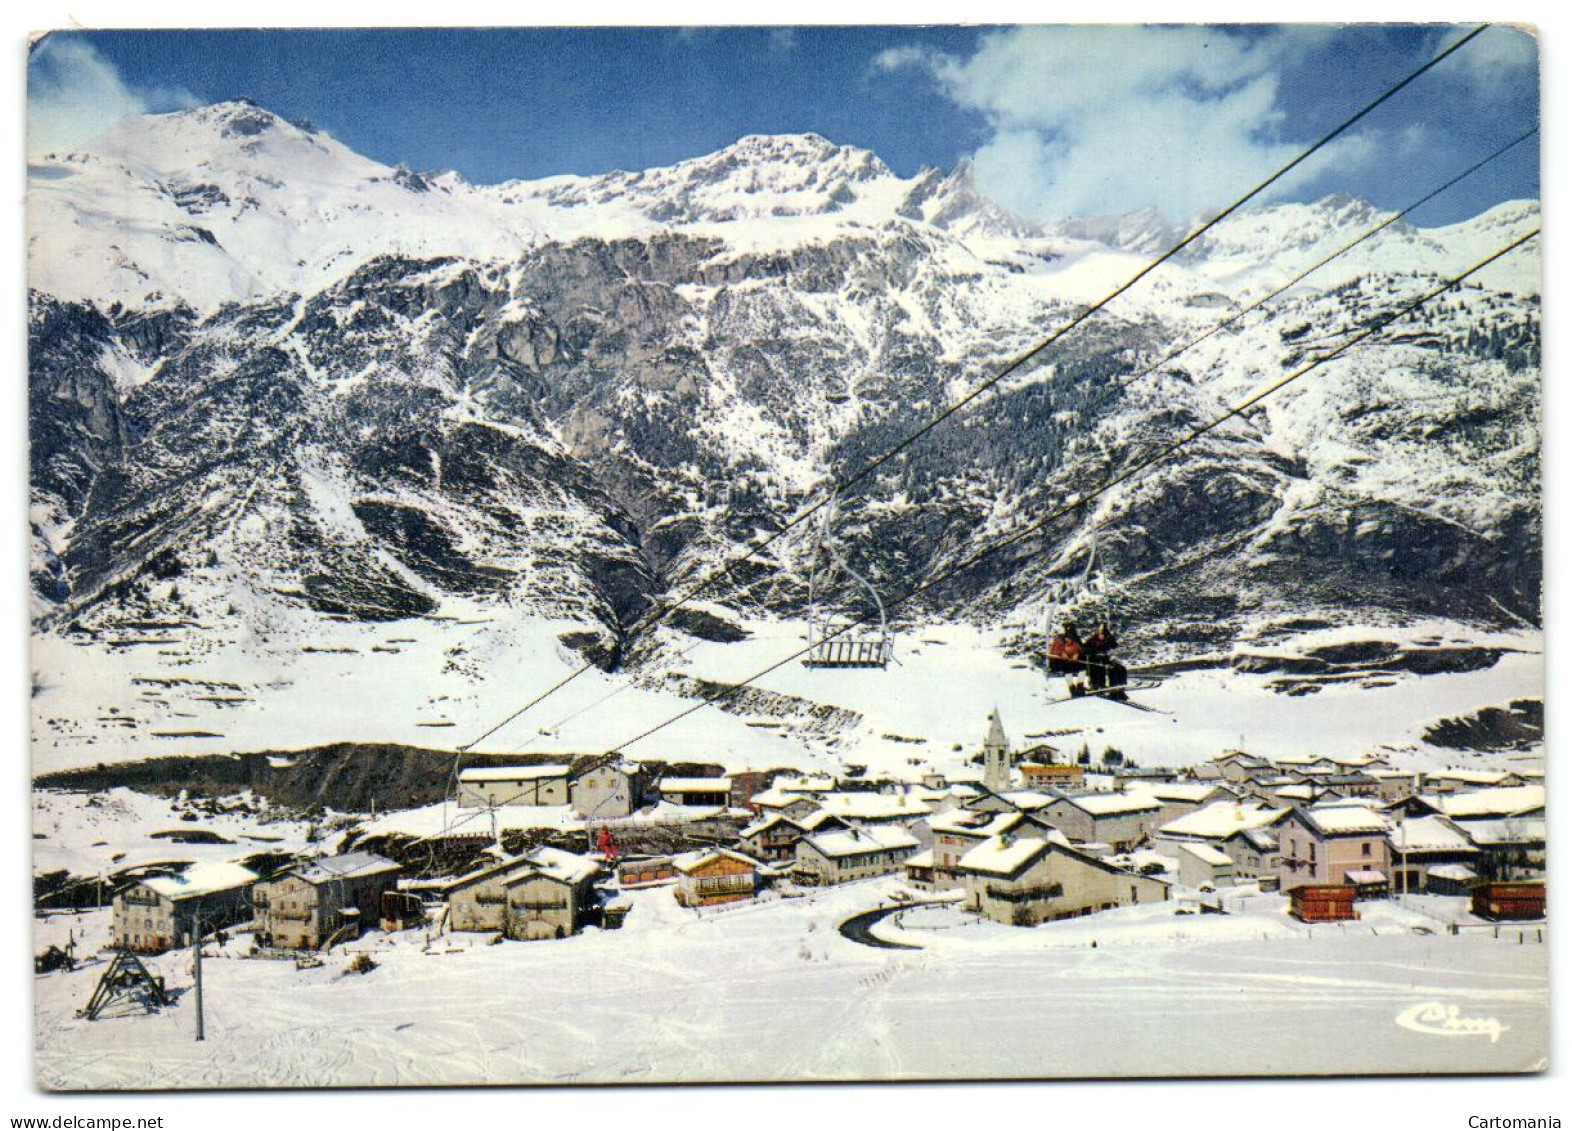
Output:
(595, 229), (1537, 753)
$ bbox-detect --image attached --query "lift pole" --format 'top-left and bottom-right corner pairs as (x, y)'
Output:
(191, 901), (205, 1042)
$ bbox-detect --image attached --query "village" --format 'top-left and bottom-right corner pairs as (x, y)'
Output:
(44, 708), (1545, 980)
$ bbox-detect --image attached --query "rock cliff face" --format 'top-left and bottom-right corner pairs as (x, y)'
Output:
(28, 101), (1542, 666)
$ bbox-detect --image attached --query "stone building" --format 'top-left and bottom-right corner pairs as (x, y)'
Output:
(448, 845), (600, 940)
(457, 764), (572, 808)
(254, 851), (402, 950)
(955, 833), (1170, 926)
(111, 861), (258, 954)
(794, 826), (919, 885)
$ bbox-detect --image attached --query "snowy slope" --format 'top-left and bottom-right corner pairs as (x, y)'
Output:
(28, 100), (540, 313)
(33, 882), (1548, 1088)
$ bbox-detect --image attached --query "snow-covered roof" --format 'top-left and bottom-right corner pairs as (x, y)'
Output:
(1390, 816), (1476, 854)
(749, 787), (814, 809)
(1315, 795), (1383, 810)
(1329, 754), (1389, 767)
(1428, 769), (1516, 785)
(904, 848), (935, 869)
(997, 789), (1056, 810)
(797, 809), (847, 832)
(1160, 802), (1287, 839)
(141, 861), (258, 901)
(658, 777), (731, 792)
(776, 775), (835, 794)
(1056, 792), (1161, 816)
(1344, 869), (1386, 884)
(511, 845), (599, 886)
(1178, 842), (1234, 867)
(1274, 785), (1323, 800)
(458, 764), (571, 782)
(1428, 785), (1544, 820)
(674, 848), (760, 874)
(958, 835), (1053, 876)
(290, 851), (401, 885)
(1299, 806), (1389, 836)
(929, 809), (1025, 838)
(739, 813), (800, 838)
(1215, 752), (1269, 767)
(1460, 818), (1546, 847)
(1428, 863), (1478, 882)
(1131, 782), (1224, 803)
(803, 827), (919, 859)
(810, 792), (932, 821)
(1240, 827), (1279, 852)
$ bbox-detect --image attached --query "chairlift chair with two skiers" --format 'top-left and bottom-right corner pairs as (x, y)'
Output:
(1044, 536), (1132, 702)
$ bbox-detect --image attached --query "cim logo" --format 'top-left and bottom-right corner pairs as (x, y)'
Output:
(1396, 1001), (1509, 1044)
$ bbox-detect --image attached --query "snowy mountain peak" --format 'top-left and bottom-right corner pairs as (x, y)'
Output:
(178, 98), (295, 135)
(898, 157), (1042, 239)
(27, 98), (538, 313)
(490, 131), (901, 226)
(1045, 205), (1182, 255)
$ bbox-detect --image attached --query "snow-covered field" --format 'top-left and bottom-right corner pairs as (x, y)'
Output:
(30, 609), (1543, 781)
(33, 881), (1547, 1089)
(32, 787), (319, 879)
(27, 602), (1546, 1092)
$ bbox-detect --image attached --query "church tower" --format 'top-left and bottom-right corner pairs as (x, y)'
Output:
(983, 707), (1011, 793)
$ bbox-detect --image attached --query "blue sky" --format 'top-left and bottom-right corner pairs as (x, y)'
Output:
(28, 24), (1538, 225)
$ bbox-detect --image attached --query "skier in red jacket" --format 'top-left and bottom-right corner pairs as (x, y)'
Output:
(1047, 623), (1084, 675)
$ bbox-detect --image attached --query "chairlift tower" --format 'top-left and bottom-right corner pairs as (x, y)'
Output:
(81, 948), (170, 1022)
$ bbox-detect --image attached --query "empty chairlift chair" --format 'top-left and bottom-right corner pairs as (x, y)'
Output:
(801, 492), (894, 670)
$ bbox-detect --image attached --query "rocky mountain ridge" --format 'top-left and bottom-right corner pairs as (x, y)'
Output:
(28, 100), (1542, 679)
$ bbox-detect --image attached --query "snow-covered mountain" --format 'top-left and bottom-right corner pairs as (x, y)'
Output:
(27, 99), (1541, 765)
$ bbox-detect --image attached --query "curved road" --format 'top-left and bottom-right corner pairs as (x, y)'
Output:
(838, 904), (923, 950)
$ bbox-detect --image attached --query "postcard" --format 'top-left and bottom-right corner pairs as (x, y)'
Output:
(27, 23), (1544, 1089)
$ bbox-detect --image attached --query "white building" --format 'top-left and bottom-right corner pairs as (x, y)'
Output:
(1039, 791), (1163, 850)
(955, 833), (1171, 926)
(571, 760), (638, 819)
(111, 861), (258, 954)
(795, 826), (919, 885)
(457, 764), (572, 808)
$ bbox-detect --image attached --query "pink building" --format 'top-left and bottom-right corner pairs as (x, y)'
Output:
(1278, 804), (1391, 893)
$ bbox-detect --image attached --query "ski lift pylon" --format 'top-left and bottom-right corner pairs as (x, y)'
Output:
(802, 490), (894, 669)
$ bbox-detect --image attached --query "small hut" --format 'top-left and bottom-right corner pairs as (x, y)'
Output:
(1471, 881), (1545, 921)
(1288, 883), (1358, 923)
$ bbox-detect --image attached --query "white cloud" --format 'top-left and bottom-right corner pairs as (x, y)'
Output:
(27, 35), (198, 154)
(1441, 25), (1538, 97)
(878, 25), (1368, 223)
